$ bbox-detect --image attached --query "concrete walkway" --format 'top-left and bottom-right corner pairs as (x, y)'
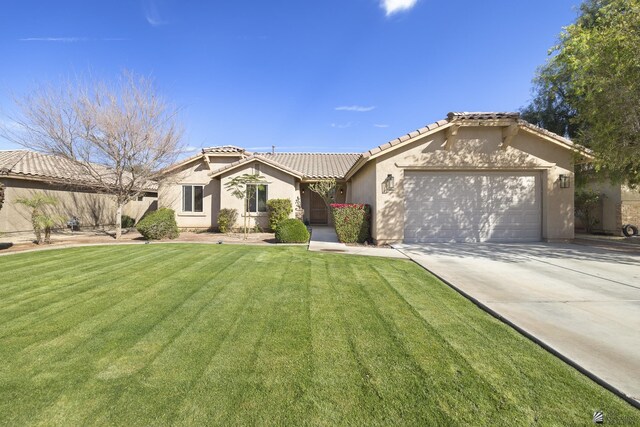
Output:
(308, 226), (407, 259)
(395, 242), (640, 406)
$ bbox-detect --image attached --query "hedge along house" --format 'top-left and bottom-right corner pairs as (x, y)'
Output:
(159, 112), (586, 243)
(158, 146), (357, 230)
(0, 150), (158, 234)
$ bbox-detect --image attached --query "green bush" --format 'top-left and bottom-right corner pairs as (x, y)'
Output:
(267, 198), (292, 231)
(121, 214), (136, 229)
(136, 208), (179, 240)
(217, 208), (238, 233)
(330, 204), (371, 243)
(275, 218), (310, 243)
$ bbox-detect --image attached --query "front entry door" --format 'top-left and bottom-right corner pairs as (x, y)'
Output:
(310, 191), (328, 224)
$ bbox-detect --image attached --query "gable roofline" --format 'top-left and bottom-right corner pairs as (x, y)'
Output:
(344, 112), (592, 180)
(209, 154), (305, 179)
(160, 146), (250, 175)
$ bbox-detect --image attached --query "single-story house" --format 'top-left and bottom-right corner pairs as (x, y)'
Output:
(0, 150), (158, 234)
(160, 112), (584, 244)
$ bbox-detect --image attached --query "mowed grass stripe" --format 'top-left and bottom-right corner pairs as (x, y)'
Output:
(306, 253), (368, 425)
(170, 248), (294, 426)
(328, 257), (454, 425)
(0, 246), (183, 323)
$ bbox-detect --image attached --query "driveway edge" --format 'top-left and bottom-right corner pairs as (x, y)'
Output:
(397, 248), (640, 410)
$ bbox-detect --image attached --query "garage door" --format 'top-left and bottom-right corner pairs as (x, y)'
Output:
(404, 171), (541, 243)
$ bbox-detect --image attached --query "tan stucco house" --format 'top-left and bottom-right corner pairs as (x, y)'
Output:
(0, 150), (157, 234)
(160, 112), (584, 244)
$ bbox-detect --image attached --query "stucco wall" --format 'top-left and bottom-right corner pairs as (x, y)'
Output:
(0, 177), (156, 233)
(218, 161), (298, 230)
(354, 125), (575, 244)
(348, 161), (377, 235)
(158, 158), (220, 229)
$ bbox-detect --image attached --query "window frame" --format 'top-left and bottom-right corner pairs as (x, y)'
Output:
(245, 184), (268, 213)
(182, 184), (205, 213)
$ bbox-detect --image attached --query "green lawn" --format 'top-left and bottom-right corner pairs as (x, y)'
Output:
(0, 244), (637, 426)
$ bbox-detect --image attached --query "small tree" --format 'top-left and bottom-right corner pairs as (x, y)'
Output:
(309, 179), (337, 208)
(0, 183), (4, 212)
(223, 173), (266, 239)
(1, 71), (184, 239)
(15, 193), (60, 244)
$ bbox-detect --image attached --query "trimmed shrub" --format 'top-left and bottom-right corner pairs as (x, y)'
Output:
(121, 214), (136, 229)
(330, 203), (371, 244)
(275, 218), (310, 243)
(267, 198), (292, 231)
(217, 208), (238, 233)
(136, 208), (179, 240)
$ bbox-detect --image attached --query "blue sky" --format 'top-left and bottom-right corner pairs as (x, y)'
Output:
(0, 0), (580, 155)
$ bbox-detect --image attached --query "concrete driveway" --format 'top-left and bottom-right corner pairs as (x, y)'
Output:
(395, 242), (640, 405)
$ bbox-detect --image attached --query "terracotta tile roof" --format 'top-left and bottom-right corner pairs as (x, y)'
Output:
(209, 154), (305, 179)
(202, 145), (248, 154)
(447, 112), (521, 121)
(0, 150), (158, 191)
(260, 153), (361, 179)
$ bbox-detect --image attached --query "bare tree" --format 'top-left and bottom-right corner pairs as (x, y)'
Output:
(1, 71), (183, 238)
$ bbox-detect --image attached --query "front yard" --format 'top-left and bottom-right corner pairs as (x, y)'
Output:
(0, 244), (637, 425)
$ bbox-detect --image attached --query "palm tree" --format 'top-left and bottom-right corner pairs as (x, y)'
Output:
(15, 193), (60, 244)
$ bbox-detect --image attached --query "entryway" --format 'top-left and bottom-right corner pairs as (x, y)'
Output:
(309, 191), (328, 224)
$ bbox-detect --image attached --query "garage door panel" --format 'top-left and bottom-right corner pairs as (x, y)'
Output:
(403, 172), (541, 243)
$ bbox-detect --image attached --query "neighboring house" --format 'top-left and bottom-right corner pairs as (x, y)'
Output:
(0, 150), (157, 234)
(160, 112), (584, 244)
(579, 181), (640, 235)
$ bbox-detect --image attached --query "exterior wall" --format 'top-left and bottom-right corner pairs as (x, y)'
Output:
(299, 182), (346, 225)
(158, 158), (219, 229)
(218, 161), (298, 230)
(621, 185), (640, 231)
(355, 125), (575, 244)
(0, 177), (156, 233)
(348, 161), (377, 235)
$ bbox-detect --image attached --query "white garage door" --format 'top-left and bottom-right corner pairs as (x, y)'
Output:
(404, 171), (541, 243)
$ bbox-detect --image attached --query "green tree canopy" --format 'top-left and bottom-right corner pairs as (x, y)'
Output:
(522, 0), (640, 185)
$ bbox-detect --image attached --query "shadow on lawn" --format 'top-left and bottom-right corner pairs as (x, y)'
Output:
(396, 242), (640, 266)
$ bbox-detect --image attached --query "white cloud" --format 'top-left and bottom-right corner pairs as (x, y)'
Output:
(374, 124), (389, 128)
(19, 37), (87, 42)
(381, 0), (418, 16)
(334, 105), (375, 112)
(19, 37), (126, 42)
(144, 0), (167, 26)
(331, 122), (353, 129)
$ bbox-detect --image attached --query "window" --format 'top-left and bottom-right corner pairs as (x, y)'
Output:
(182, 185), (204, 213)
(246, 184), (267, 213)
